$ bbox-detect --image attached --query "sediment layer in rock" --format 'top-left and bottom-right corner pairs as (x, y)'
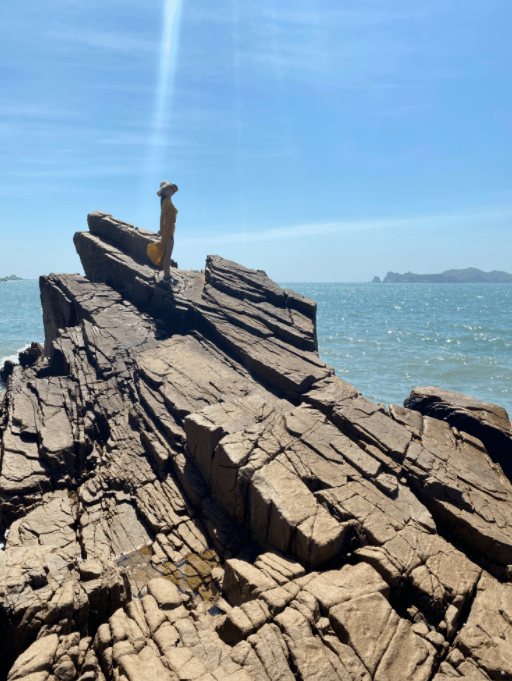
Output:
(1, 211), (511, 681)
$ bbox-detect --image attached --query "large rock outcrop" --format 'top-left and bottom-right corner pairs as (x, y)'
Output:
(404, 386), (512, 479)
(1, 211), (511, 681)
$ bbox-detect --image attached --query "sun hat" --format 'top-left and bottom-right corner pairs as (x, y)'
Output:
(157, 181), (178, 197)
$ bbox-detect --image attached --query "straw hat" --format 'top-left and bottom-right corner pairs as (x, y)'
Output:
(157, 181), (178, 197)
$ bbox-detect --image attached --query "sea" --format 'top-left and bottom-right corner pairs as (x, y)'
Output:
(1, 280), (511, 416)
(0, 280), (44, 388)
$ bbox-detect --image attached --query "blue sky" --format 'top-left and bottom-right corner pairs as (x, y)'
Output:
(1, 0), (511, 281)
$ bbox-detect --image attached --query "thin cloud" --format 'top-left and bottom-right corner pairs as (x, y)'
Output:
(89, 82), (155, 95)
(186, 3), (437, 28)
(181, 206), (512, 246)
(10, 163), (145, 179)
(0, 102), (84, 121)
(259, 7), (436, 28)
(180, 0), (473, 87)
(46, 27), (157, 53)
(4, 2), (157, 58)
(95, 133), (195, 147)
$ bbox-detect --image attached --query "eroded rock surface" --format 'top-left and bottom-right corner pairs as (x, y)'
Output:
(405, 386), (512, 480)
(1, 212), (511, 681)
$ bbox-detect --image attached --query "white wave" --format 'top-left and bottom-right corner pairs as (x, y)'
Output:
(0, 343), (32, 372)
(0, 529), (9, 552)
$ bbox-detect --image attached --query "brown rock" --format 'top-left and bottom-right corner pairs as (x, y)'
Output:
(147, 578), (183, 610)
(163, 646), (208, 679)
(330, 591), (436, 679)
(394, 408), (512, 572)
(18, 342), (44, 369)
(405, 386), (512, 479)
(247, 623), (295, 681)
(223, 559), (277, 607)
(274, 607), (342, 681)
(8, 634), (59, 680)
(86, 211), (178, 270)
(119, 644), (173, 681)
(216, 607), (255, 645)
(454, 571), (512, 678)
(79, 561), (103, 581)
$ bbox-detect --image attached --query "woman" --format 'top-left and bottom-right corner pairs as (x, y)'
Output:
(147, 181), (178, 283)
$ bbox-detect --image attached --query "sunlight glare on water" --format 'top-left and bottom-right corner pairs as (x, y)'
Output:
(281, 282), (512, 415)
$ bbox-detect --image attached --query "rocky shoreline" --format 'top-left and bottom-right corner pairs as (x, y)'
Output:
(1, 211), (511, 681)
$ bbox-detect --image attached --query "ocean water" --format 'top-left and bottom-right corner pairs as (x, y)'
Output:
(1, 280), (511, 417)
(0, 280), (44, 388)
(281, 283), (512, 416)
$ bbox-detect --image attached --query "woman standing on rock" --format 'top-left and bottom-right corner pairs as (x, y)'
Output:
(147, 181), (178, 284)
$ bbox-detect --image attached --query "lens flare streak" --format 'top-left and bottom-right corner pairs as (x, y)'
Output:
(143, 0), (183, 196)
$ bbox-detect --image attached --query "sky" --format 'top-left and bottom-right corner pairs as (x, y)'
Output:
(1, 0), (512, 282)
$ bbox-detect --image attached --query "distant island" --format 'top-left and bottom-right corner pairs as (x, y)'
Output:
(372, 267), (512, 283)
(0, 275), (22, 282)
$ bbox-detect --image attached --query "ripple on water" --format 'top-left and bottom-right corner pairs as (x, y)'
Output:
(280, 282), (512, 414)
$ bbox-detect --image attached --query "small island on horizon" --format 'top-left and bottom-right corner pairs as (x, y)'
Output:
(0, 275), (23, 282)
(372, 267), (512, 283)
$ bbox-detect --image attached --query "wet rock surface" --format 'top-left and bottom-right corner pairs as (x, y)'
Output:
(1, 212), (511, 680)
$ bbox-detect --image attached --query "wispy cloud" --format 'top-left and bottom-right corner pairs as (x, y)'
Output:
(185, 4), (435, 28)
(45, 27), (157, 54)
(3, 4), (157, 59)
(10, 163), (145, 179)
(0, 102), (84, 121)
(95, 132), (194, 147)
(180, 0), (473, 87)
(181, 205), (512, 246)
(88, 82), (155, 95)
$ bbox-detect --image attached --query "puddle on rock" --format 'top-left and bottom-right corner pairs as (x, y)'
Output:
(160, 550), (220, 605)
(117, 546), (163, 597)
(117, 544), (221, 604)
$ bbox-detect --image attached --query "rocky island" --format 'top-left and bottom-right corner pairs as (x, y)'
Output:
(1, 211), (512, 681)
(375, 267), (512, 283)
(0, 274), (23, 282)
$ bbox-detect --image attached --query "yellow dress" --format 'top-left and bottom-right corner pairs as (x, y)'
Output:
(147, 200), (178, 267)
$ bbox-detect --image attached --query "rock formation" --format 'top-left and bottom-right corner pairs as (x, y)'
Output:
(1, 211), (512, 681)
(0, 344), (44, 389)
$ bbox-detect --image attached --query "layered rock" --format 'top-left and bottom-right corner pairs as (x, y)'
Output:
(405, 386), (512, 479)
(1, 212), (511, 681)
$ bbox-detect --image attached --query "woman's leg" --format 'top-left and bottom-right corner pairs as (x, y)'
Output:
(163, 237), (174, 279)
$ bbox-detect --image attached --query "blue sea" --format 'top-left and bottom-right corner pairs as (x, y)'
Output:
(1, 280), (511, 416)
(282, 282), (511, 416)
(0, 280), (44, 387)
